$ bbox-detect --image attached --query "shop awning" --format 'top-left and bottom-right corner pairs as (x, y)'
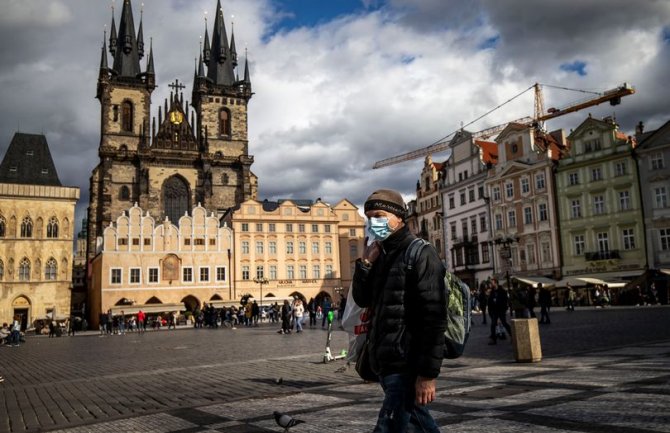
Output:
(109, 303), (186, 316)
(554, 277), (586, 287)
(576, 277), (626, 288)
(660, 269), (670, 276)
(512, 276), (557, 288)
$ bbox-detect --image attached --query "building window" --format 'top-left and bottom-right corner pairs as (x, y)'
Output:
(286, 223), (293, 232)
(324, 225), (331, 233)
(470, 216), (478, 235)
(492, 187), (501, 202)
(148, 268), (159, 283)
(45, 217), (59, 238)
(162, 175), (190, 225)
(219, 108), (231, 136)
(505, 182), (514, 198)
(45, 258), (57, 280)
(651, 153), (665, 170)
(299, 224), (306, 233)
(216, 267), (226, 281)
(0, 260), (3, 280)
(241, 223), (249, 232)
(574, 235), (585, 255)
(448, 194), (455, 209)
(615, 161), (627, 176)
(0, 216), (5, 237)
(350, 244), (358, 258)
(144, 238), (152, 246)
(121, 101), (133, 132)
(536, 173), (546, 190)
(184, 238), (191, 246)
(119, 185), (130, 201)
(269, 223), (276, 232)
(527, 245), (536, 265)
(461, 219), (468, 238)
(591, 167), (603, 181)
(450, 222), (457, 239)
(541, 242), (551, 263)
(286, 241), (294, 254)
(20, 217), (33, 238)
(568, 172), (580, 186)
(478, 186), (485, 199)
(111, 268), (122, 284)
(507, 210), (516, 227)
(460, 190), (466, 206)
(618, 190), (631, 210)
(299, 265), (307, 279)
(479, 213), (487, 232)
(313, 265), (321, 279)
(571, 200), (582, 219)
(256, 223), (263, 232)
(242, 241), (249, 254)
(269, 265), (277, 280)
(495, 214), (503, 230)
(660, 228), (670, 251)
(18, 258), (30, 281)
(312, 224), (319, 233)
(326, 264), (334, 278)
(269, 241), (277, 254)
(622, 228), (636, 250)
(538, 203), (548, 221)
(468, 187), (475, 202)
(130, 268), (141, 284)
(524, 207), (533, 225)
(118, 238), (128, 246)
(183, 267), (193, 282)
(194, 238), (204, 246)
(256, 266), (264, 280)
(299, 241), (307, 254)
(584, 138), (601, 152)
(481, 243), (490, 263)
(287, 265), (294, 279)
(655, 187), (668, 208)
(349, 228), (356, 237)
(242, 266), (250, 280)
(521, 178), (530, 194)
(597, 232), (609, 253)
(312, 242), (319, 254)
(593, 195), (605, 215)
(325, 241), (332, 254)
(256, 241), (264, 254)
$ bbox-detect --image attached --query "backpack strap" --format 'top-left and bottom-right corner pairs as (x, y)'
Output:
(404, 238), (429, 272)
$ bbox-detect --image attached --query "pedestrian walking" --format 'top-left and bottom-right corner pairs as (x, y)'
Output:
(566, 284), (576, 311)
(279, 300), (292, 334)
(352, 188), (447, 433)
(539, 283), (551, 324)
(308, 298), (317, 327)
(67, 315), (76, 336)
(10, 315), (22, 347)
(137, 310), (146, 333)
(478, 282), (489, 324)
(118, 311), (126, 335)
(488, 279), (512, 345)
(294, 299), (304, 333)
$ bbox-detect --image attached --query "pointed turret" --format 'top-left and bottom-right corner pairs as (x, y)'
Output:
(100, 34), (109, 71)
(137, 12), (145, 59)
(243, 52), (251, 86)
(198, 53), (205, 78)
(203, 19), (211, 64)
(207, 0), (236, 86)
(146, 37), (156, 90)
(112, 0), (142, 79)
(230, 27), (238, 68)
(109, 11), (117, 56)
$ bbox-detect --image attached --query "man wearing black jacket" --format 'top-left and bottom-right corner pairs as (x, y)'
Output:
(353, 189), (446, 433)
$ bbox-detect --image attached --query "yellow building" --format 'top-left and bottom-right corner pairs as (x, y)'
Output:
(224, 198), (365, 304)
(88, 204), (233, 327)
(0, 133), (80, 328)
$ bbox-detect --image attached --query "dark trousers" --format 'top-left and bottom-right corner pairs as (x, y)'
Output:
(540, 306), (551, 323)
(489, 313), (512, 342)
(480, 305), (487, 324)
(372, 373), (440, 433)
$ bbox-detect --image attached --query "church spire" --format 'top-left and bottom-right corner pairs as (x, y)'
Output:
(109, 8), (117, 56)
(203, 16), (211, 64)
(243, 49), (252, 93)
(230, 23), (238, 68)
(137, 7), (145, 59)
(207, 0), (236, 86)
(100, 32), (109, 71)
(112, 0), (142, 79)
(146, 37), (155, 75)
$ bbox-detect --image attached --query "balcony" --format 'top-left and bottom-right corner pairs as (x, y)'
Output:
(585, 250), (621, 261)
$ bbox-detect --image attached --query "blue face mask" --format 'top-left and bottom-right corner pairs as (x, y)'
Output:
(367, 217), (392, 241)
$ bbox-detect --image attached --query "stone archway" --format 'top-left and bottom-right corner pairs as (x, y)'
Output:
(181, 295), (200, 312)
(12, 295), (31, 331)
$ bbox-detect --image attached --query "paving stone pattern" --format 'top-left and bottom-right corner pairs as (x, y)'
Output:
(1, 307), (669, 433)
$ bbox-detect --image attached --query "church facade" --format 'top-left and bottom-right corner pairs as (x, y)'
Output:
(87, 0), (257, 262)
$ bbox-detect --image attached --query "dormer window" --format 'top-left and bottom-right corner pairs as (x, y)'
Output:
(26, 150), (33, 156)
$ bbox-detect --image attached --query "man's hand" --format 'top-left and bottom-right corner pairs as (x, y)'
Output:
(415, 376), (436, 405)
(363, 238), (382, 264)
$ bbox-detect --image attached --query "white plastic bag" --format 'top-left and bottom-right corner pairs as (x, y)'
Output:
(341, 284), (370, 363)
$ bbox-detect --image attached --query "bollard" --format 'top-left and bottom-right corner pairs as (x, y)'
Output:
(511, 318), (542, 362)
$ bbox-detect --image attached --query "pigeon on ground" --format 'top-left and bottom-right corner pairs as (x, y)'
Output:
(273, 411), (305, 432)
(275, 377), (283, 385)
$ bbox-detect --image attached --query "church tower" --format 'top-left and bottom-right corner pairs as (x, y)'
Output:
(87, 0), (257, 261)
(192, 0), (257, 211)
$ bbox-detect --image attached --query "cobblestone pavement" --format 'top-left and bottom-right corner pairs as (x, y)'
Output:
(1, 306), (669, 433)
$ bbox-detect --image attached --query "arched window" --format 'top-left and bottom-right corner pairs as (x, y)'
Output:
(0, 259), (4, 280)
(46, 217), (59, 238)
(221, 173), (229, 185)
(0, 216), (5, 237)
(45, 258), (57, 280)
(120, 186), (130, 201)
(162, 176), (190, 224)
(18, 258), (30, 281)
(121, 101), (133, 132)
(219, 108), (231, 136)
(20, 217), (33, 238)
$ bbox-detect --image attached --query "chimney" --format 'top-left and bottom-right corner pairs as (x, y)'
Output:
(635, 121), (644, 135)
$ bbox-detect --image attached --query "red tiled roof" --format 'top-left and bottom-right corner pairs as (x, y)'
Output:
(475, 140), (498, 164)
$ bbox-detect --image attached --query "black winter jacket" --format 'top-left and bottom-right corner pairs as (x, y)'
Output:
(352, 226), (447, 379)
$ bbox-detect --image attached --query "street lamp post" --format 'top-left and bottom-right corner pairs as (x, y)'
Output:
(495, 235), (519, 288)
(253, 277), (269, 307)
(227, 249), (232, 300)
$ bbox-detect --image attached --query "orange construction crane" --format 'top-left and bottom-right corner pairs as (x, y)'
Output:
(372, 83), (635, 169)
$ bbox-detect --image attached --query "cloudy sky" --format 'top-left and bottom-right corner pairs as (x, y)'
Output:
(1, 0), (669, 234)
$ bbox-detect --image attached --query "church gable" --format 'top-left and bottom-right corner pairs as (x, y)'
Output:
(151, 81), (199, 152)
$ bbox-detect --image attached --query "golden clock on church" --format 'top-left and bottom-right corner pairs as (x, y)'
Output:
(169, 110), (184, 125)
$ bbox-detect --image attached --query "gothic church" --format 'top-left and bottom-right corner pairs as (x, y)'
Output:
(87, 0), (257, 260)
